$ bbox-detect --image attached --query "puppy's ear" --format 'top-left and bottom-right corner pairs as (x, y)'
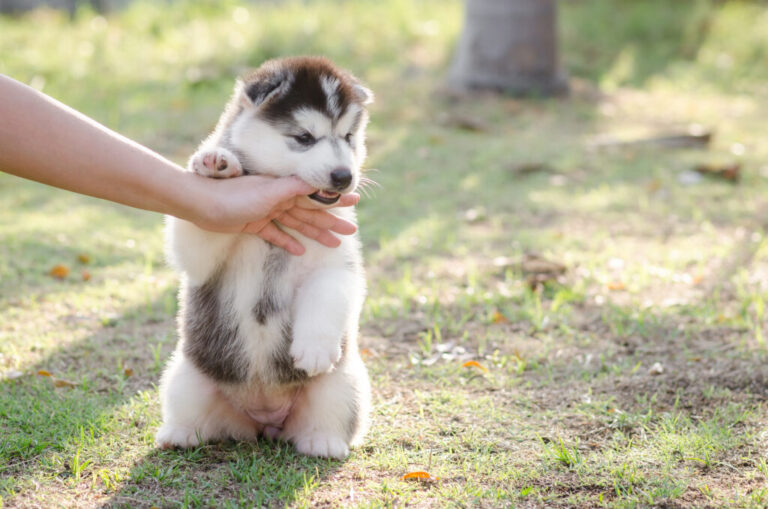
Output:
(237, 65), (291, 109)
(352, 83), (374, 105)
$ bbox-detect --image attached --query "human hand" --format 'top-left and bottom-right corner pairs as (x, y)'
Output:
(189, 174), (360, 255)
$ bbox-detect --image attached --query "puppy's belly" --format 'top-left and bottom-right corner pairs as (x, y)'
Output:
(221, 383), (299, 429)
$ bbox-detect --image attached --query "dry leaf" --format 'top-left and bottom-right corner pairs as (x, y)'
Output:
(49, 264), (70, 279)
(491, 311), (508, 324)
(509, 162), (553, 178)
(437, 112), (489, 132)
(124, 368), (134, 377)
(359, 348), (377, 359)
(518, 253), (567, 289)
(607, 281), (626, 291)
(37, 369), (52, 377)
(53, 378), (77, 388)
(520, 254), (566, 276)
(402, 471), (440, 481)
(82, 270), (91, 281)
(462, 360), (489, 373)
(694, 162), (740, 182)
(77, 254), (91, 264)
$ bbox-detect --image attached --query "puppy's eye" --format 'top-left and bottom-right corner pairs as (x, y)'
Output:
(344, 133), (353, 144)
(293, 133), (316, 146)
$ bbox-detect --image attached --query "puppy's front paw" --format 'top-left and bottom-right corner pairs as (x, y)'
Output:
(290, 340), (341, 377)
(189, 147), (243, 178)
(294, 432), (349, 459)
(155, 425), (200, 449)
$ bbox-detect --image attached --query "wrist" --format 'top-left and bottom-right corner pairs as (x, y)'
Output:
(162, 169), (212, 224)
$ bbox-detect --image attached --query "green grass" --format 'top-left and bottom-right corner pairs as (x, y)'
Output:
(3, 0), (768, 507)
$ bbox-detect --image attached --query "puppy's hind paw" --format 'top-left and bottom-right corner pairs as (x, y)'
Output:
(293, 432), (349, 459)
(154, 425), (201, 449)
(189, 147), (243, 179)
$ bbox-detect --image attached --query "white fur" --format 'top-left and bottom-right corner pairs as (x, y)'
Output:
(157, 62), (372, 459)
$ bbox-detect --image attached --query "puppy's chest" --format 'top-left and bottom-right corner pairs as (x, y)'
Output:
(182, 239), (320, 386)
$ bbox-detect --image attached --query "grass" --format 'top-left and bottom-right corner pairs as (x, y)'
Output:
(2, 0), (768, 507)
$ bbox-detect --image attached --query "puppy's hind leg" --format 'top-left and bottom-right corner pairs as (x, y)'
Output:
(282, 354), (371, 459)
(155, 351), (257, 449)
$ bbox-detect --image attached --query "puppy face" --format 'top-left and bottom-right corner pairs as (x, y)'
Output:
(226, 57), (373, 206)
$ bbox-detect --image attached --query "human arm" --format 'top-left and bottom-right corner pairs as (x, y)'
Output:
(0, 74), (358, 255)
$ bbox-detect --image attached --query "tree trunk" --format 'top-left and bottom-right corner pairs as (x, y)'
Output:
(450, 0), (568, 96)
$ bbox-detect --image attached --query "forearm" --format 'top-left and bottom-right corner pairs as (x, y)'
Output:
(0, 74), (200, 220)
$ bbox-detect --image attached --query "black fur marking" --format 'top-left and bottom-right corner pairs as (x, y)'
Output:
(252, 248), (289, 325)
(245, 69), (289, 107)
(183, 269), (249, 384)
(257, 58), (357, 124)
(271, 321), (309, 384)
(286, 138), (315, 153)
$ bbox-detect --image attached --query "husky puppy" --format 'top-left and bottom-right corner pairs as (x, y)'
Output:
(156, 57), (373, 459)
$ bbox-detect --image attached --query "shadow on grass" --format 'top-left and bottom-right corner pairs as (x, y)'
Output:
(107, 440), (344, 508)
(1, 286), (345, 508)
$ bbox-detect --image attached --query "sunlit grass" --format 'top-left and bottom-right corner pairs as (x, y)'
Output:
(3, 0), (768, 507)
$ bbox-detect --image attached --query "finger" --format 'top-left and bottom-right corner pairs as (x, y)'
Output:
(288, 208), (358, 235)
(337, 193), (361, 207)
(279, 212), (342, 248)
(257, 222), (306, 255)
(241, 219), (270, 235)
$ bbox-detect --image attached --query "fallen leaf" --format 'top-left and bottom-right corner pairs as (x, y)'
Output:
(402, 471), (440, 481)
(646, 179), (662, 192)
(437, 112), (489, 132)
(520, 253), (567, 288)
(77, 254), (91, 264)
(590, 128), (712, 150)
(520, 254), (566, 276)
(491, 311), (509, 324)
(462, 360), (489, 373)
(49, 264), (70, 279)
(694, 162), (740, 182)
(81, 270), (91, 281)
(124, 368), (134, 377)
(53, 378), (77, 388)
(37, 369), (52, 377)
(508, 162), (554, 178)
(607, 281), (626, 291)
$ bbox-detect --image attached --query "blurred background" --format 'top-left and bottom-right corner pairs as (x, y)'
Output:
(3, 1), (768, 507)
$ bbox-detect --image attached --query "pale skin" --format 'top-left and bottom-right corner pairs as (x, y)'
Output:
(0, 75), (360, 255)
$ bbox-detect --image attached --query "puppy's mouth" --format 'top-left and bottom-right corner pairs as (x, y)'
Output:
(308, 190), (341, 205)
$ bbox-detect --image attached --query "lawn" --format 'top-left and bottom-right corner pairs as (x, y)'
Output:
(3, 0), (768, 507)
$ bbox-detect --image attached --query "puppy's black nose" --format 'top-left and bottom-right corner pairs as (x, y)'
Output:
(330, 168), (352, 190)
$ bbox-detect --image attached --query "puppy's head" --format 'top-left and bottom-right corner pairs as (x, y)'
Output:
(226, 56), (373, 206)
